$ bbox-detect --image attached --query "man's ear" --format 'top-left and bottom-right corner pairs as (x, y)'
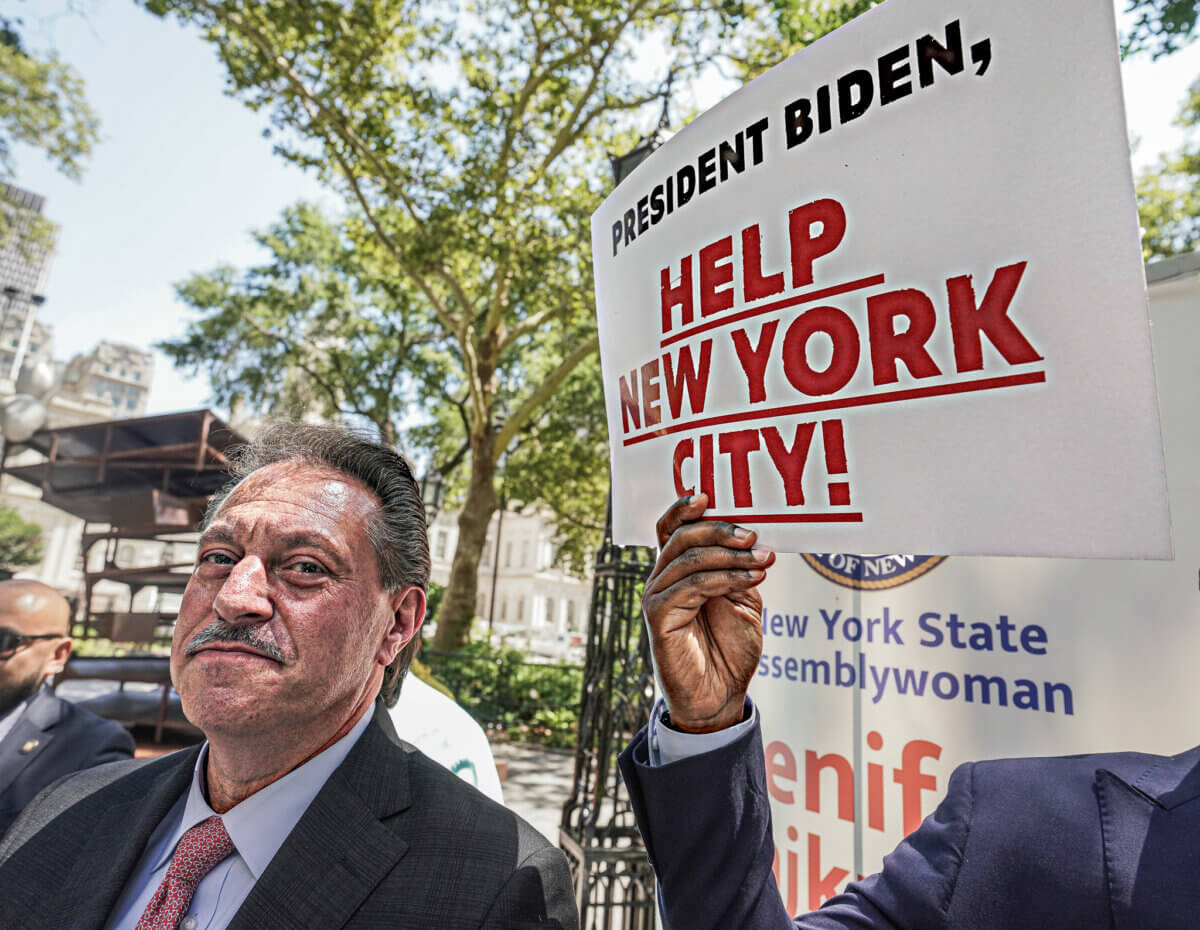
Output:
(377, 586), (426, 666)
(44, 636), (72, 679)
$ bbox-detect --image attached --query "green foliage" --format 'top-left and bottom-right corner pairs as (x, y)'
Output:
(0, 8), (100, 247)
(730, 0), (883, 79)
(141, 0), (754, 648)
(160, 203), (431, 442)
(0, 502), (41, 569)
(422, 640), (582, 749)
(1122, 0), (1199, 59)
(1138, 77), (1200, 259)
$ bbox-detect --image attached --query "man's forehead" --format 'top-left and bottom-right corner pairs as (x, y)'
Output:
(217, 461), (378, 518)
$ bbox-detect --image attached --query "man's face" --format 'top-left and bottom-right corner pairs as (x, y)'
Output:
(0, 585), (70, 717)
(171, 462), (421, 740)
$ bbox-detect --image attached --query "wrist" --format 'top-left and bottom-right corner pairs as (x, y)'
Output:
(662, 699), (749, 734)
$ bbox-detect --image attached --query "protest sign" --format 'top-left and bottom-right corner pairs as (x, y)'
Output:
(750, 260), (1200, 909)
(591, 0), (1171, 558)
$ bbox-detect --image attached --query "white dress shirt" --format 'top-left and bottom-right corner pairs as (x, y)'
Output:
(0, 690), (35, 748)
(105, 709), (373, 930)
(647, 698), (757, 767)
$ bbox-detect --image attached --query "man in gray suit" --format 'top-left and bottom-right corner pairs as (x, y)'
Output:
(0, 423), (576, 930)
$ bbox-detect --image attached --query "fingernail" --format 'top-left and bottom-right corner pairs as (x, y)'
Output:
(732, 526), (751, 539)
(752, 548), (771, 560)
(748, 569), (765, 580)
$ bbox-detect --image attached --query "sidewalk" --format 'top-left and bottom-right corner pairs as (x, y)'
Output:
(490, 739), (575, 845)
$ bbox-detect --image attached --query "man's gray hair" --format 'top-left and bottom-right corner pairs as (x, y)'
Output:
(203, 421), (430, 706)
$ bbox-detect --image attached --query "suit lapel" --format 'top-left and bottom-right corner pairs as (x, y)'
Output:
(228, 705), (412, 930)
(0, 690), (60, 799)
(1098, 746), (1200, 930)
(50, 748), (198, 930)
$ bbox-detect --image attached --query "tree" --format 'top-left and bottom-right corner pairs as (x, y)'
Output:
(0, 5), (100, 248)
(1122, 0), (1199, 59)
(0, 502), (42, 571)
(1137, 77), (1200, 259)
(141, 0), (760, 649)
(1127, 0), (1200, 259)
(161, 202), (433, 446)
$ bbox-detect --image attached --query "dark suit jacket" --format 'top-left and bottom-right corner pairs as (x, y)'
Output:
(0, 686), (133, 838)
(620, 720), (1200, 930)
(0, 701), (578, 929)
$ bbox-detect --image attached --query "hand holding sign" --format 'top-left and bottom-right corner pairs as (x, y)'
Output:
(643, 495), (775, 732)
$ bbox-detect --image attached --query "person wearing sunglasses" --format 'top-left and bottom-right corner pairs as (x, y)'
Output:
(0, 579), (134, 837)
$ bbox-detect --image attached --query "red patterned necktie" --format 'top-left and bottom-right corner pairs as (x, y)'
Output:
(135, 815), (236, 930)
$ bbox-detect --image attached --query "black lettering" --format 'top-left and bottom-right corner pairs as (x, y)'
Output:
(917, 20), (964, 88)
(878, 46), (913, 105)
(676, 166), (696, 207)
(745, 116), (769, 164)
(719, 132), (744, 182)
(650, 184), (666, 224)
(785, 98), (814, 148)
(637, 195), (649, 234)
(698, 148), (717, 193)
(837, 69), (874, 124)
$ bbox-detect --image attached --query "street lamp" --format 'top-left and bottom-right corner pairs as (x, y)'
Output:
(418, 469), (446, 525)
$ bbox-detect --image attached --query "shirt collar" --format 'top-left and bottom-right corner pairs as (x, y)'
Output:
(151, 707), (374, 878)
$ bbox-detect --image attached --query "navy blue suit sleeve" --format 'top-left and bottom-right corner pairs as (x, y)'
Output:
(619, 721), (974, 930)
(85, 718), (135, 767)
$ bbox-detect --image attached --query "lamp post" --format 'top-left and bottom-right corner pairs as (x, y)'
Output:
(419, 469), (446, 525)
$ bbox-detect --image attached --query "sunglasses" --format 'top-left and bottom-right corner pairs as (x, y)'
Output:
(0, 628), (62, 658)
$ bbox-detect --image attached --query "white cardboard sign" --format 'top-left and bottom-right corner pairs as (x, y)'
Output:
(591, 0), (1171, 558)
(751, 258), (1200, 907)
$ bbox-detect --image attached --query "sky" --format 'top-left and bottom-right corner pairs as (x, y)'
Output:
(9, 1), (1200, 417)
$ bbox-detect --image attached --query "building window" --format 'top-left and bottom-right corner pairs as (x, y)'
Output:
(521, 540), (529, 568)
(504, 542), (512, 568)
(435, 530), (448, 559)
(481, 539), (492, 566)
(500, 599), (508, 621)
(566, 600), (577, 630)
(126, 400), (135, 410)
(134, 372), (141, 381)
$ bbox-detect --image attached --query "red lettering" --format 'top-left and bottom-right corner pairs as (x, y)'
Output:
(788, 198), (846, 288)
(805, 750), (853, 822)
(947, 261), (1041, 372)
(807, 833), (850, 910)
(741, 224), (785, 301)
(718, 430), (759, 508)
(662, 341), (713, 419)
(894, 739), (942, 836)
(672, 439), (694, 497)
(782, 307), (860, 396)
(867, 288), (941, 384)
(762, 423), (816, 506)
(660, 256), (694, 334)
(699, 237), (735, 317)
(698, 433), (715, 504)
(765, 741), (797, 804)
(618, 370), (640, 432)
(640, 359), (661, 428)
(731, 321), (779, 404)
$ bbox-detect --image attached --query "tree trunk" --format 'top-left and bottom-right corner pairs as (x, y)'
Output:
(432, 427), (497, 649)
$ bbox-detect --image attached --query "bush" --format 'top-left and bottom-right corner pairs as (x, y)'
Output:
(422, 639), (582, 749)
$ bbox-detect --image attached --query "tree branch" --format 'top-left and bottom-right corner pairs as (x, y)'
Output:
(497, 332), (597, 450)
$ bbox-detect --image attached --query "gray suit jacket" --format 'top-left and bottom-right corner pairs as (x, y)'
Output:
(0, 702), (577, 929)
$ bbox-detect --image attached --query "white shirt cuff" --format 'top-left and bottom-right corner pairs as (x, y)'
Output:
(648, 698), (758, 767)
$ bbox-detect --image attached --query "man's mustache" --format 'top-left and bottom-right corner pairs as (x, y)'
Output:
(184, 619), (285, 662)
